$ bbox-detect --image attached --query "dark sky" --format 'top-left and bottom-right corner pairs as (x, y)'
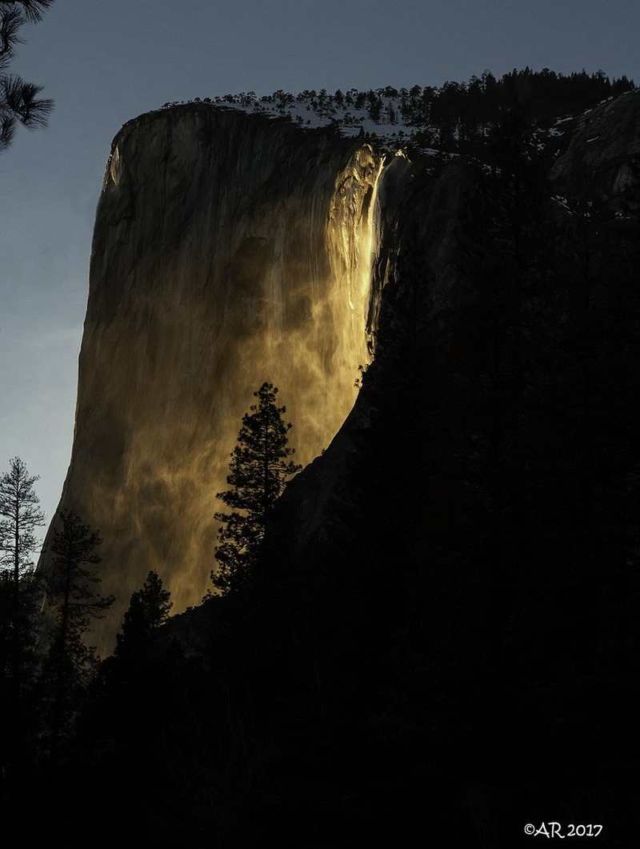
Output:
(1, 0), (638, 521)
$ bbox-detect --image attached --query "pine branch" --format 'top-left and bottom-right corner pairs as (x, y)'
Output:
(1, 74), (52, 127)
(0, 7), (23, 64)
(0, 110), (15, 148)
(0, 1), (53, 150)
(0, 0), (53, 23)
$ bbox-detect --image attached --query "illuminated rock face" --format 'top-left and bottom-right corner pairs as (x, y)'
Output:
(47, 105), (384, 647)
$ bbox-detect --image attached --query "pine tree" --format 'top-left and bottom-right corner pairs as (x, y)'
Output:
(0, 456), (45, 581)
(213, 382), (301, 595)
(0, 0), (54, 151)
(43, 509), (113, 739)
(0, 457), (44, 703)
(115, 570), (172, 662)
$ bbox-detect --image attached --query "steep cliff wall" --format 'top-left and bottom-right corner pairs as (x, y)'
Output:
(44, 105), (384, 644)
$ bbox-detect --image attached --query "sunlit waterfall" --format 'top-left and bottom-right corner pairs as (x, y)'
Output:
(177, 142), (386, 612)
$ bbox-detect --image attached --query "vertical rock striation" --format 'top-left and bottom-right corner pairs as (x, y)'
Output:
(44, 105), (384, 646)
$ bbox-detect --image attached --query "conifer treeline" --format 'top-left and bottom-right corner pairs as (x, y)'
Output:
(0, 380), (301, 808)
(187, 68), (635, 151)
(414, 67), (635, 142)
(0, 459), (175, 789)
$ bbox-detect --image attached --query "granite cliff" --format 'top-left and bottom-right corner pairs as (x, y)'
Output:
(41, 105), (386, 644)
(41, 89), (640, 654)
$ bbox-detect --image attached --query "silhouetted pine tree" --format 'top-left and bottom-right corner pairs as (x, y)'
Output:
(115, 570), (172, 662)
(0, 0), (54, 151)
(213, 382), (301, 594)
(0, 457), (45, 581)
(0, 457), (44, 758)
(42, 510), (113, 741)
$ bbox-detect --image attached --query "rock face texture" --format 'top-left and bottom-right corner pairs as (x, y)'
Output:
(43, 105), (384, 645)
(551, 89), (640, 212)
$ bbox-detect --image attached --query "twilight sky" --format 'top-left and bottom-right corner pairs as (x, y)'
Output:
(1, 0), (638, 523)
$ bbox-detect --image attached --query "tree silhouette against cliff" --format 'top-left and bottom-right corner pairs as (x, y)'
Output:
(43, 509), (113, 740)
(0, 1), (54, 151)
(0, 456), (44, 778)
(213, 382), (301, 595)
(115, 570), (172, 662)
